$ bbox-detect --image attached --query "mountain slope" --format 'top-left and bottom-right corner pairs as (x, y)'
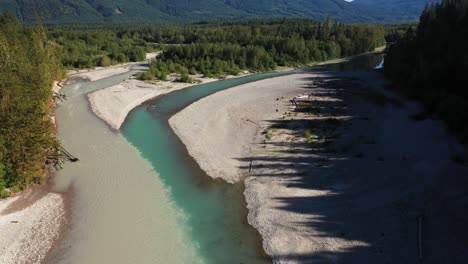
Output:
(224, 0), (379, 22)
(352, 0), (440, 21)
(0, 0), (249, 23)
(0, 0), (438, 24)
(2, 0), (175, 23)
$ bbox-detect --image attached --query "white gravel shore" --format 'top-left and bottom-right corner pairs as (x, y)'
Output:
(0, 190), (66, 264)
(169, 74), (309, 183)
(88, 77), (219, 130)
(68, 65), (133, 82)
(67, 52), (159, 82)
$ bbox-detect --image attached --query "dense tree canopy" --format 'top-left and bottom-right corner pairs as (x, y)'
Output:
(384, 0), (468, 139)
(143, 18), (385, 78)
(0, 14), (64, 196)
(48, 28), (150, 68)
(47, 18), (384, 78)
(0, 0), (427, 24)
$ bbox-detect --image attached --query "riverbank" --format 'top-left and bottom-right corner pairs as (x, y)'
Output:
(315, 46), (385, 66)
(66, 52), (159, 82)
(169, 73), (306, 183)
(88, 66), (270, 130)
(169, 69), (468, 262)
(0, 80), (70, 264)
(89, 76), (219, 130)
(86, 59), (296, 130)
(0, 186), (67, 264)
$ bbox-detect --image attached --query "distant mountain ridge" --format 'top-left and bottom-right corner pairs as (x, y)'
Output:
(353, 0), (440, 21)
(0, 0), (438, 24)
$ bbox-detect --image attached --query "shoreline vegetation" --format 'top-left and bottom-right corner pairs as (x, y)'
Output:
(0, 14), (68, 264)
(0, 14), (64, 198)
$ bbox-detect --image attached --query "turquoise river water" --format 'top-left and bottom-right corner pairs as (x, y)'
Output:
(121, 71), (300, 264)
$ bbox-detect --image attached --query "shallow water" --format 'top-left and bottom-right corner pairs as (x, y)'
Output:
(53, 70), (201, 263)
(322, 52), (383, 72)
(121, 71), (300, 264)
(375, 54), (385, 69)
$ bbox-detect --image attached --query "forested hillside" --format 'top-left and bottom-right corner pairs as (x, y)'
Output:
(0, 14), (64, 197)
(384, 0), (468, 140)
(49, 28), (149, 68)
(0, 0), (433, 24)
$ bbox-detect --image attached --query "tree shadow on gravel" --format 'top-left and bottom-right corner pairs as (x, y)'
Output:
(236, 73), (468, 263)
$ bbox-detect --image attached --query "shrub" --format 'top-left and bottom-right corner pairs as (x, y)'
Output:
(177, 73), (193, 83)
(135, 71), (154, 81)
(0, 172), (8, 198)
(97, 55), (111, 67)
(189, 67), (197, 75)
(303, 130), (312, 140)
(0, 186), (8, 198)
(263, 129), (273, 140)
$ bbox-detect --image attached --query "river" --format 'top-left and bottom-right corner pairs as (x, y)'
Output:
(52, 52), (382, 263)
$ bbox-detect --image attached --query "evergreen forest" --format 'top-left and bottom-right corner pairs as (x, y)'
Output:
(0, 13), (64, 197)
(384, 0), (468, 140)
